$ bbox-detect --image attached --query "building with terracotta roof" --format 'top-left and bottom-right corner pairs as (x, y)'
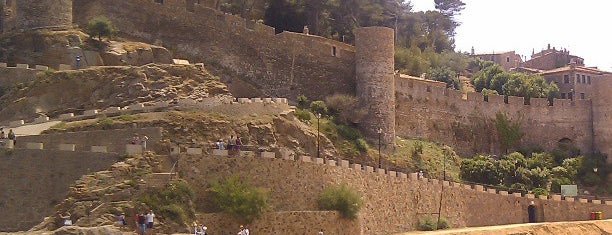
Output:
(539, 64), (611, 100)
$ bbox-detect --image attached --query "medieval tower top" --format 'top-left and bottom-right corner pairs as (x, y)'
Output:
(16, 0), (73, 31)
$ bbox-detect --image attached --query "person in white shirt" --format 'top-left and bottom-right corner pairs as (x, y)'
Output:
(146, 210), (155, 230)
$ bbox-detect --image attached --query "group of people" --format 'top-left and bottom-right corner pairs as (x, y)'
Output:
(130, 133), (149, 150)
(134, 210), (155, 235)
(216, 135), (243, 151)
(193, 222), (208, 235)
(0, 128), (16, 145)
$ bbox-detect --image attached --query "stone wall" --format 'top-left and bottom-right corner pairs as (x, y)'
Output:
(198, 211), (359, 235)
(14, 127), (163, 153)
(15, 0), (72, 31)
(592, 76), (612, 163)
(0, 149), (120, 232)
(178, 153), (611, 235)
(73, 0), (356, 102)
(0, 64), (41, 88)
(395, 77), (594, 155)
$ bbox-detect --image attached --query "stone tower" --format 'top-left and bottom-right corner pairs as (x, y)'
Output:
(16, 0), (72, 31)
(355, 27), (396, 144)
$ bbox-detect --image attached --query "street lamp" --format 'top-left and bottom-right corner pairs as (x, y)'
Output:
(316, 113), (321, 159)
(377, 128), (382, 169)
(75, 55), (81, 69)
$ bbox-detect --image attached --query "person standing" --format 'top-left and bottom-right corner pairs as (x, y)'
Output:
(318, 229), (324, 235)
(146, 210), (155, 233)
(141, 135), (149, 151)
(137, 212), (146, 235)
(238, 225), (246, 235)
(228, 135), (236, 150)
(8, 129), (15, 145)
(527, 201), (536, 223)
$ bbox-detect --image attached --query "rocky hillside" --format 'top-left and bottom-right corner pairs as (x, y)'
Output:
(0, 63), (231, 121)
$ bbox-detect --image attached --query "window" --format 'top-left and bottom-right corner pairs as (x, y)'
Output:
(580, 93), (585, 99)
(563, 75), (569, 83)
(582, 75), (586, 83)
(426, 86), (431, 92)
(506, 57), (510, 62)
(331, 46), (337, 57)
(587, 76), (591, 84)
(577, 77), (581, 83)
(561, 93), (566, 99)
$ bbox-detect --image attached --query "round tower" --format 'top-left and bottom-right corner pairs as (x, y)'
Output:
(355, 27), (395, 144)
(16, 0), (72, 31)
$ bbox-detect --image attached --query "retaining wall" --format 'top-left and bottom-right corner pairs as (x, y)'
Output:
(178, 150), (611, 234)
(0, 149), (120, 232)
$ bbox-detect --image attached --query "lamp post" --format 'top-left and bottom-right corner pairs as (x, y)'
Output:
(75, 55), (81, 69)
(377, 128), (382, 169)
(316, 113), (321, 159)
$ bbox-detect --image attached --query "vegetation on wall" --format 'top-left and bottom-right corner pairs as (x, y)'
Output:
(417, 215), (451, 231)
(136, 180), (196, 225)
(207, 174), (270, 223)
(494, 112), (522, 154)
(318, 183), (363, 220)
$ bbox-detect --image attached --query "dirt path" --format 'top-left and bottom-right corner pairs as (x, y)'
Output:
(395, 220), (612, 235)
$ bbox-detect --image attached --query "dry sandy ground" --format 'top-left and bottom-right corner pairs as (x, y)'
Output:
(396, 219), (612, 235)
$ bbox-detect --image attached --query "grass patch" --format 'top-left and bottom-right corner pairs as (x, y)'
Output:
(207, 174), (270, 224)
(389, 138), (461, 181)
(112, 114), (139, 122)
(49, 122), (68, 130)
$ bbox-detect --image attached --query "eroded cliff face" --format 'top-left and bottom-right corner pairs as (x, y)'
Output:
(0, 63), (231, 121)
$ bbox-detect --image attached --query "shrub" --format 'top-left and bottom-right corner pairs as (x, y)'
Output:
(114, 114), (138, 122)
(296, 94), (309, 108)
(97, 117), (113, 129)
(309, 100), (328, 116)
(136, 180), (195, 224)
(355, 138), (368, 153)
(294, 109), (311, 123)
(417, 216), (437, 231)
(532, 187), (549, 197)
(324, 94), (366, 125)
(437, 217), (451, 229)
(336, 124), (361, 140)
(550, 177), (571, 193)
(208, 174), (270, 223)
(582, 172), (601, 187)
(318, 183), (362, 220)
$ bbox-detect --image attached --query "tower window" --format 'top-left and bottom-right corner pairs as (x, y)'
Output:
(563, 75), (569, 83)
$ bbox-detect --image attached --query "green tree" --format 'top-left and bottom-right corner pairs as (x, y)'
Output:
(460, 155), (503, 185)
(494, 112), (522, 154)
(427, 66), (459, 89)
(310, 100), (328, 115)
(85, 16), (114, 41)
(208, 174), (270, 223)
(324, 94), (366, 125)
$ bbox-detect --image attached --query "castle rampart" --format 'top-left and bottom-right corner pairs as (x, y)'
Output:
(179, 151), (611, 234)
(395, 76), (594, 155)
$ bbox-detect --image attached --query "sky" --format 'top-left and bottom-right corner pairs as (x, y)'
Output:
(410, 0), (612, 71)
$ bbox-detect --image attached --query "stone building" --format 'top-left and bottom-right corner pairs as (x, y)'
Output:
(471, 48), (522, 71)
(0, 0), (73, 33)
(522, 44), (584, 70)
(540, 64), (611, 100)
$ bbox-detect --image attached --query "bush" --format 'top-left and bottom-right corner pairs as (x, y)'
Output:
(309, 100), (328, 116)
(355, 138), (368, 153)
(294, 109), (311, 123)
(437, 217), (451, 229)
(136, 180), (195, 224)
(336, 125), (362, 140)
(532, 188), (549, 197)
(418, 216), (437, 231)
(208, 174), (270, 223)
(318, 184), (362, 220)
(582, 172), (601, 186)
(324, 94), (366, 125)
(296, 94), (309, 108)
(550, 177), (571, 193)
(97, 117), (113, 129)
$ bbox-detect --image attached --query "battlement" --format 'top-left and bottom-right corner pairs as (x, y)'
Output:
(395, 76), (592, 109)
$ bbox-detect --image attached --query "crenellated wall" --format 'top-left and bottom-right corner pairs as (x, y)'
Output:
(72, 0), (356, 102)
(179, 151), (612, 235)
(395, 76), (594, 155)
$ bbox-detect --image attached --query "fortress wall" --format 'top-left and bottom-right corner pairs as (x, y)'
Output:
(73, 0), (356, 101)
(14, 127), (162, 153)
(179, 154), (611, 235)
(0, 149), (120, 232)
(395, 77), (593, 155)
(592, 76), (612, 163)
